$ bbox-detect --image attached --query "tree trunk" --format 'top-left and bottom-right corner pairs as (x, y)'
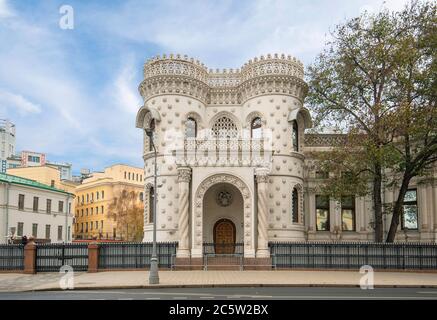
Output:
(373, 163), (384, 242)
(386, 173), (412, 242)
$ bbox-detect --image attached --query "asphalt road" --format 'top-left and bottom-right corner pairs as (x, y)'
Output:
(1, 287), (437, 300)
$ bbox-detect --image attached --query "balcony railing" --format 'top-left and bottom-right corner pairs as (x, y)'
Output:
(172, 138), (273, 167)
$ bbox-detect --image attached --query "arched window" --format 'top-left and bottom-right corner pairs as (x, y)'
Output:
(149, 119), (155, 151)
(185, 117), (197, 138)
(251, 117), (262, 139)
(212, 116), (238, 138)
(149, 187), (155, 223)
(292, 188), (299, 223)
(292, 120), (299, 152)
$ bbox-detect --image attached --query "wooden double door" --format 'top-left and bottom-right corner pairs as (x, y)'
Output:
(213, 219), (236, 254)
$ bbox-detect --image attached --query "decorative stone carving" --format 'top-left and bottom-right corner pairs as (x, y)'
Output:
(139, 54), (307, 105)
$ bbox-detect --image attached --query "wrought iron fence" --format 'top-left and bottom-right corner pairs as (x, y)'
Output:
(0, 245), (24, 271)
(98, 242), (177, 269)
(36, 243), (89, 272)
(269, 242), (437, 270)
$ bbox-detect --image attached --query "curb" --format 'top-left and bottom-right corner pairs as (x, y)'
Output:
(21, 283), (437, 292)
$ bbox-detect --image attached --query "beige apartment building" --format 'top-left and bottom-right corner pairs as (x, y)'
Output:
(74, 164), (144, 240)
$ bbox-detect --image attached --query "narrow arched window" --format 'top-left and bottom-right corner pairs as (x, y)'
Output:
(251, 117), (262, 139)
(149, 187), (155, 223)
(149, 119), (155, 151)
(185, 117), (197, 138)
(292, 120), (299, 152)
(292, 188), (299, 223)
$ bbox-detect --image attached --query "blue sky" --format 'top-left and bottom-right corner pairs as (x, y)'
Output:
(0, 0), (409, 175)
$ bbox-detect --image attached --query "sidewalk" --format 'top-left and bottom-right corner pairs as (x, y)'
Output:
(1, 270), (437, 292)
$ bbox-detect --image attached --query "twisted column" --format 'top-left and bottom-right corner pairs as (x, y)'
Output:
(176, 167), (191, 258)
(256, 168), (270, 258)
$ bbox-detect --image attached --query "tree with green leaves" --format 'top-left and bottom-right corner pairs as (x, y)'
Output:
(306, 0), (436, 242)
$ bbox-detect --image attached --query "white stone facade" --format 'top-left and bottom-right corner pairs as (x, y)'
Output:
(136, 54), (437, 258)
(0, 174), (74, 244)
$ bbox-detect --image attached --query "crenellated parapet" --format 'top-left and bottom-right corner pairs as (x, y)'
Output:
(139, 53), (308, 105)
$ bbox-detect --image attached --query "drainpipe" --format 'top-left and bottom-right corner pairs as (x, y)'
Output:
(4, 182), (10, 243)
(65, 194), (70, 242)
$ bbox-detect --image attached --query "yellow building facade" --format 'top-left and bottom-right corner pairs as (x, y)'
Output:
(74, 164), (144, 240)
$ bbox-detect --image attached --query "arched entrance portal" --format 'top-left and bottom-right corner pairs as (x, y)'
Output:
(214, 219), (236, 254)
(192, 174), (254, 258)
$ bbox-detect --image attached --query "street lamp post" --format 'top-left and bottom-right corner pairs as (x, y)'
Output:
(145, 128), (159, 284)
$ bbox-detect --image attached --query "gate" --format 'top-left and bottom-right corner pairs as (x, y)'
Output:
(203, 243), (244, 270)
(36, 243), (88, 272)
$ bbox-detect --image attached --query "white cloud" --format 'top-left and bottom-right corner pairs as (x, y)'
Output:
(0, 0), (14, 18)
(112, 59), (143, 114)
(0, 89), (41, 115)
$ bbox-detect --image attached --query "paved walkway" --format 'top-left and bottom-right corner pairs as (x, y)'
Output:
(1, 270), (437, 292)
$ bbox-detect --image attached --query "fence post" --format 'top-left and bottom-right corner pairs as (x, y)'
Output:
(23, 237), (37, 274)
(88, 242), (99, 273)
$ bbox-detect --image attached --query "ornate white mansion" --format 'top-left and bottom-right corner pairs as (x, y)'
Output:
(135, 53), (437, 260)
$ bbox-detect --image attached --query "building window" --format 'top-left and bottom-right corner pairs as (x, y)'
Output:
(149, 187), (155, 223)
(149, 119), (155, 151)
(96, 207), (99, 214)
(341, 196), (356, 231)
(101, 206), (104, 214)
(17, 222), (24, 237)
(128, 172), (131, 180)
(140, 175), (143, 181)
(185, 117), (197, 138)
(81, 195), (84, 204)
(86, 194), (89, 203)
(95, 221), (98, 229)
(68, 203), (71, 214)
(85, 222), (88, 232)
(32, 223), (38, 238)
(86, 208), (88, 216)
(91, 193), (94, 201)
(81, 223), (84, 233)
(292, 120), (299, 152)
(251, 117), (262, 139)
(212, 116), (238, 138)
(101, 220), (104, 229)
(81, 209), (84, 217)
(45, 225), (51, 239)
(124, 171), (127, 179)
(46, 199), (52, 214)
(139, 192), (144, 202)
(50, 180), (55, 187)
(292, 188), (299, 223)
(32, 197), (39, 213)
(91, 207), (93, 215)
(68, 227), (71, 241)
(316, 195), (330, 231)
(58, 226), (63, 241)
(18, 194), (25, 211)
(315, 171), (329, 179)
(58, 201), (64, 213)
(76, 210), (79, 217)
(96, 192), (99, 200)
(90, 221), (93, 230)
(102, 191), (104, 199)
(402, 189), (418, 230)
